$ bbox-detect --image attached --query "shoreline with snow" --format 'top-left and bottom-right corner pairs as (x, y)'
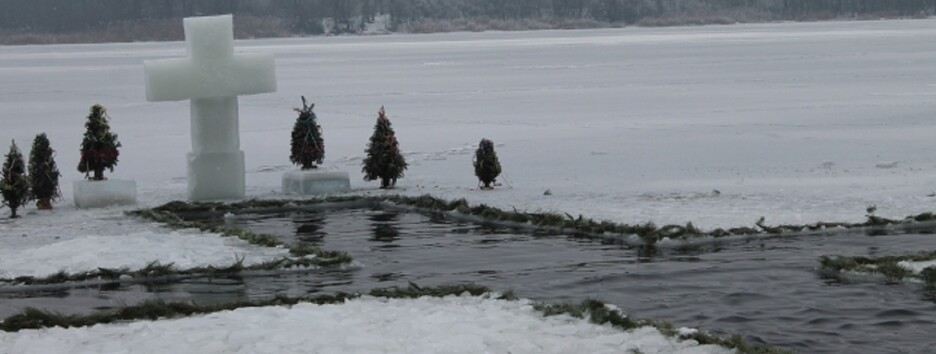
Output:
(0, 287), (767, 353)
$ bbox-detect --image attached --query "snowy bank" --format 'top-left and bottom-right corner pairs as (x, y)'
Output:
(820, 251), (936, 285)
(0, 230), (291, 279)
(899, 260), (936, 274)
(0, 295), (733, 354)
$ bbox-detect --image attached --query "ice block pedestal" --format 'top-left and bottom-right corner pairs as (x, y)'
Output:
(282, 168), (351, 195)
(188, 151), (246, 201)
(73, 180), (137, 208)
(143, 14), (277, 201)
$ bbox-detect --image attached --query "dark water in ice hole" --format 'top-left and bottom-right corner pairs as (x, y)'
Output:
(3, 208), (936, 353)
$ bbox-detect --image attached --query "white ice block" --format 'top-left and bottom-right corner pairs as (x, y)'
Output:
(282, 169), (351, 195)
(144, 15), (276, 102)
(183, 14), (235, 60)
(188, 151), (245, 201)
(73, 180), (137, 208)
(190, 96), (240, 153)
(144, 53), (276, 101)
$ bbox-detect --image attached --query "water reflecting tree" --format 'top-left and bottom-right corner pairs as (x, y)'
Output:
(293, 213), (326, 243)
(369, 212), (400, 243)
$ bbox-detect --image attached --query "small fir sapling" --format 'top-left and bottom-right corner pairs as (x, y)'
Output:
(78, 104), (121, 181)
(1, 140), (31, 218)
(362, 107), (407, 189)
(289, 96), (325, 169)
(28, 133), (61, 210)
(473, 138), (501, 189)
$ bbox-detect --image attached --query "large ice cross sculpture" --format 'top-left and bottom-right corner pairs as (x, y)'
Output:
(144, 15), (277, 201)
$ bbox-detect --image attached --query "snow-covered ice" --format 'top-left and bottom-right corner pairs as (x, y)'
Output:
(0, 295), (732, 354)
(4, 19), (936, 228)
(898, 260), (936, 274)
(0, 230), (291, 279)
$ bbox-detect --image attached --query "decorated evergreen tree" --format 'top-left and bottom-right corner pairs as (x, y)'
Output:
(78, 104), (121, 180)
(473, 138), (501, 189)
(29, 133), (61, 209)
(1, 141), (31, 218)
(362, 107), (407, 189)
(289, 96), (325, 169)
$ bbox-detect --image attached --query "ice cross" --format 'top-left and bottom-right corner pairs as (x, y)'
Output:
(144, 14), (276, 201)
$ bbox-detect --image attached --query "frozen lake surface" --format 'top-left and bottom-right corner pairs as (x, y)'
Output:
(2, 19), (936, 227)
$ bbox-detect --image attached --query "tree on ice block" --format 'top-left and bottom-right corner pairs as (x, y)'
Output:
(74, 104), (136, 209)
(282, 97), (351, 195)
(143, 14), (277, 201)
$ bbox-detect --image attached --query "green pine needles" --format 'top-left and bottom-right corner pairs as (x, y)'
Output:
(28, 133), (61, 210)
(362, 107), (407, 189)
(290, 96), (325, 169)
(78, 104), (121, 181)
(473, 138), (501, 189)
(1, 140), (31, 218)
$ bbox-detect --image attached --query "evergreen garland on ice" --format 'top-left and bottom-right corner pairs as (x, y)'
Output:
(78, 104), (121, 181)
(1, 140), (31, 218)
(28, 133), (61, 210)
(289, 96), (325, 169)
(473, 138), (501, 189)
(362, 107), (407, 189)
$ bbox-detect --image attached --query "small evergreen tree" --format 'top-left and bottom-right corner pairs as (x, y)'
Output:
(289, 96), (324, 169)
(1, 141), (31, 218)
(29, 133), (61, 209)
(473, 138), (501, 189)
(362, 107), (407, 189)
(78, 104), (121, 180)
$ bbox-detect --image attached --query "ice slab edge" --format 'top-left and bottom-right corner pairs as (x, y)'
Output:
(73, 180), (138, 208)
(282, 169), (351, 195)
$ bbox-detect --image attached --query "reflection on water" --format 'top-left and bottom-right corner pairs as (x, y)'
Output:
(2, 208), (936, 353)
(369, 212), (400, 243)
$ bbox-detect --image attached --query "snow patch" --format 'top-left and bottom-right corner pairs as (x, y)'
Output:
(0, 231), (291, 279)
(897, 260), (936, 274)
(0, 295), (732, 354)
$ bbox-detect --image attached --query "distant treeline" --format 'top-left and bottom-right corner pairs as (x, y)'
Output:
(2, 0), (936, 37)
